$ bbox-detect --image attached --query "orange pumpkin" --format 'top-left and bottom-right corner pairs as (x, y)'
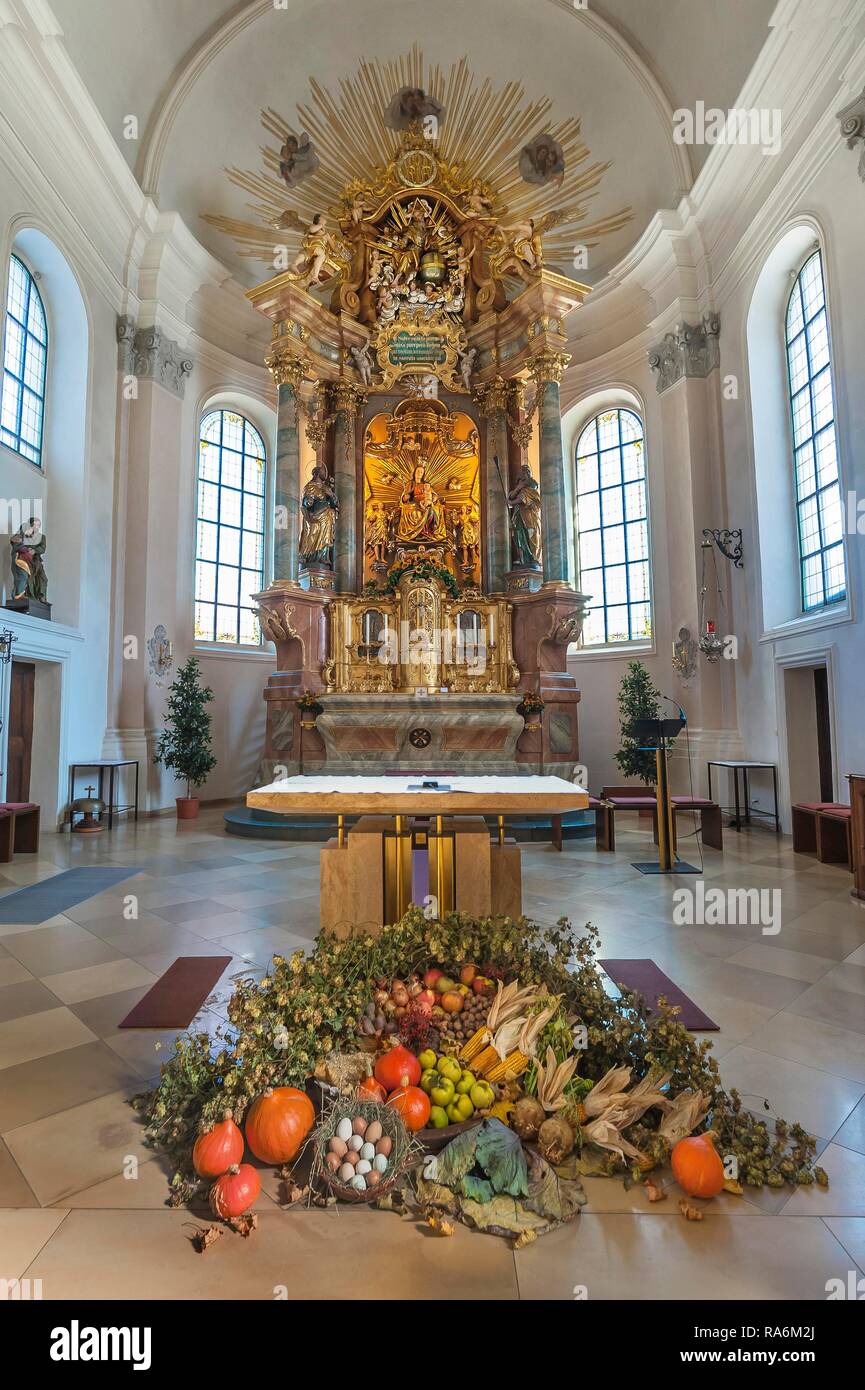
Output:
(193, 1110), (244, 1179)
(671, 1131), (725, 1199)
(244, 1086), (314, 1165)
(374, 1044), (420, 1092)
(210, 1163), (261, 1219)
(357, 1075), (387, 1104)
(387, 1078), (430, 1132)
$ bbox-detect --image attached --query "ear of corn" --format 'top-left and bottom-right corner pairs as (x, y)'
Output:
(485, 1050), (530, 1084)
(459, 1026), (491, 1063)
(472, 1045), (501, 1077)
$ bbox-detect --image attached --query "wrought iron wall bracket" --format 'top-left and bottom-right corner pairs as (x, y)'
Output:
(702, 528), (743, 568)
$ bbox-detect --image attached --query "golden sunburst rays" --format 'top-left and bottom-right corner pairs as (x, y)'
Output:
(201, 47), (631, 272)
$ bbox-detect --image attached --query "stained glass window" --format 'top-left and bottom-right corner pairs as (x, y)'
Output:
(575, 408), (652, 646)
(1, 255), (48, 465)
(195, 409), (266, 645)
(785, 250), (846, 611)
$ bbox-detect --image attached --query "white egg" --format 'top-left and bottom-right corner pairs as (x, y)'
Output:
(373, 1153), (389, 1173)
(359, 1142), (376, 1161)
(347, 1133), (364, 1152)
(338, 1162), (355, 1183)
(350, 1173), (367, 1191)
(335, 1118), (353, 1142)
(356, 1159), (372, 1175)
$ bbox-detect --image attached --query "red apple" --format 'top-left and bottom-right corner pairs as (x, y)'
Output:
(473, 975), (494, 995)
(418, 988), (436, 1008)
(459, 963), (478, 986)
(423, 968), (443, 990)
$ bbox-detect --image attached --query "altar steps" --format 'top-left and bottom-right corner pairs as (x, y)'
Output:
(223, 804), (594, 844)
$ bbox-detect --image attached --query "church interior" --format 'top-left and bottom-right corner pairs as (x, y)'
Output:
(1, 0), (865, 1319)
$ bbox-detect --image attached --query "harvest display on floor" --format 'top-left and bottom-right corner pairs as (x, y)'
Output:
(136, 908), (828, 1246)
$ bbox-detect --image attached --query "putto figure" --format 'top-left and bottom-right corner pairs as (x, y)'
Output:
(278, 131), (319, 188)
(384, 86), (444, 132)
(519, 132), (565, 186)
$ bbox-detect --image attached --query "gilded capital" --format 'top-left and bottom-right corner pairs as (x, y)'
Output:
(331, 381), (367, 421)
(472, 375), (510, 417)
(265, 347), (308, 391)
(528, 350), (571, 386)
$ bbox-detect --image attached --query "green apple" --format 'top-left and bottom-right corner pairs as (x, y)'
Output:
(470, 1080), (495, 1111)
(436, 1055), (461, 1084)
(453, 1093), (474, 1121)
(455, 1069), (475, 1095)
(430, 1077), (455, 1108)
(428, 1105), (449, 1129)
(418, 1049), (437, 1072)
(420, 1068), (437, 1095)
(446, 1101), (463, 1124)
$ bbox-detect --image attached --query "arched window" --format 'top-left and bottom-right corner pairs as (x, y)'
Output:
(195, 408), (266, 645)
(785, 250), (845, 611)
(574, 407), (651, 646)
(1, 255), (48, 466)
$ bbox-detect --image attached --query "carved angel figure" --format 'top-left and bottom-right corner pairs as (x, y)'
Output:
(350, 342), (374, 386)
(458, 346), (477, 391)
(276, 211), (346, 288)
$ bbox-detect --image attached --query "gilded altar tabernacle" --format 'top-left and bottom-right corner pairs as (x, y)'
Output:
(204, 50), (631, 779)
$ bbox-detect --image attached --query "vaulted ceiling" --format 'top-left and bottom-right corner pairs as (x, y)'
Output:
(48, 0), (777, 285)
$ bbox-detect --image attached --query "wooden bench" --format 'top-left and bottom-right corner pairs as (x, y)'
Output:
(815, 806), (852, 869)
(792, 801), (849, 856)
(0, 802), (41, 863)
(670, 795), (724, 852)
(551, 796), (613, 852)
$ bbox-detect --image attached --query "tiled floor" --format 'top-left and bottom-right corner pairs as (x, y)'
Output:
(1, 810), (863, 1299)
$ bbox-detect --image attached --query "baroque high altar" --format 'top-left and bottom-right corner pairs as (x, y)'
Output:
(204, 54), (631, 778)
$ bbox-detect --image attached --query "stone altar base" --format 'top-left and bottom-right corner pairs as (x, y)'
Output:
(314, 692), (528, 775)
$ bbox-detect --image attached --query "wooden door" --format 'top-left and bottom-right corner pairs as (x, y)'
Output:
(6, 662), (35, 802)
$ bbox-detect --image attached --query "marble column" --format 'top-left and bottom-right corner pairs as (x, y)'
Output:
(473, 377), (510, 595)
(265, 348), (307, 585)
(530, 351), (571, 587)
(331, 382), (366, 593)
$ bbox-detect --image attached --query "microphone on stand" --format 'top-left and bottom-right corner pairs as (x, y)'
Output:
(661, 693), (687, 724)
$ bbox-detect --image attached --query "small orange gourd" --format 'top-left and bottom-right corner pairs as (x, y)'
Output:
(386, 1077), (430, 1131)
(192, 1110), (244, 1179)
(671, 1131), (725, 1199)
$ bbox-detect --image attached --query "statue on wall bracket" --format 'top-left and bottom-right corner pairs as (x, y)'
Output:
(507, 463), (542, 570)
(299, 461), (339, 569)
(6, 516), (50, 620)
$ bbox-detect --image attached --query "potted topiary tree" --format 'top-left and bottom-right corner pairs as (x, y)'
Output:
(153, 656), (217, 819)
(614, 659), (671, 786)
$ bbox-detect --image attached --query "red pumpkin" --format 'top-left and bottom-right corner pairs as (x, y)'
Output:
(357, 1075), (387, 1104)
(374, 1044), (421, 1092)
(192, 1110), (244, 1179)
(210, 1163), (261, 1219)
(671, 1131), (725, 1199)
(387, 1079), (430, 1132)
(244, 1086), (314, 1165)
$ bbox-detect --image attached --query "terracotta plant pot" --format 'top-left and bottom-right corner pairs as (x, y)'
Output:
(176, 796), (200, 820)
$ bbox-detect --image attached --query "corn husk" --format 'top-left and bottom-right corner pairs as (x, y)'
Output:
(535, 1046), (579, 1112)
(581, 1064), (633, 1119)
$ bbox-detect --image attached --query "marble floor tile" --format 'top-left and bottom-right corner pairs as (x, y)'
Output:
(40, 958), (158, 1006)
(1, 923), (123, 975)
(512, 1212), (857, 1300)
(718, 1045), (865, 1139)
(832, 1096), (865, 1156)
(0, 1137), (38, 1206)
(4, 1090), (152, 1206)
(724, 941), (836, 982)
(0, 1209), (68, 1282)
(0, 1006), (97, 1073)
(780, 1143), (865, 1217)
(743, 1011), (865, 1085)
(23, 1206), (520, 1301)
(0, 1041), (143, 1133)
(0, 977), (63, 1023)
